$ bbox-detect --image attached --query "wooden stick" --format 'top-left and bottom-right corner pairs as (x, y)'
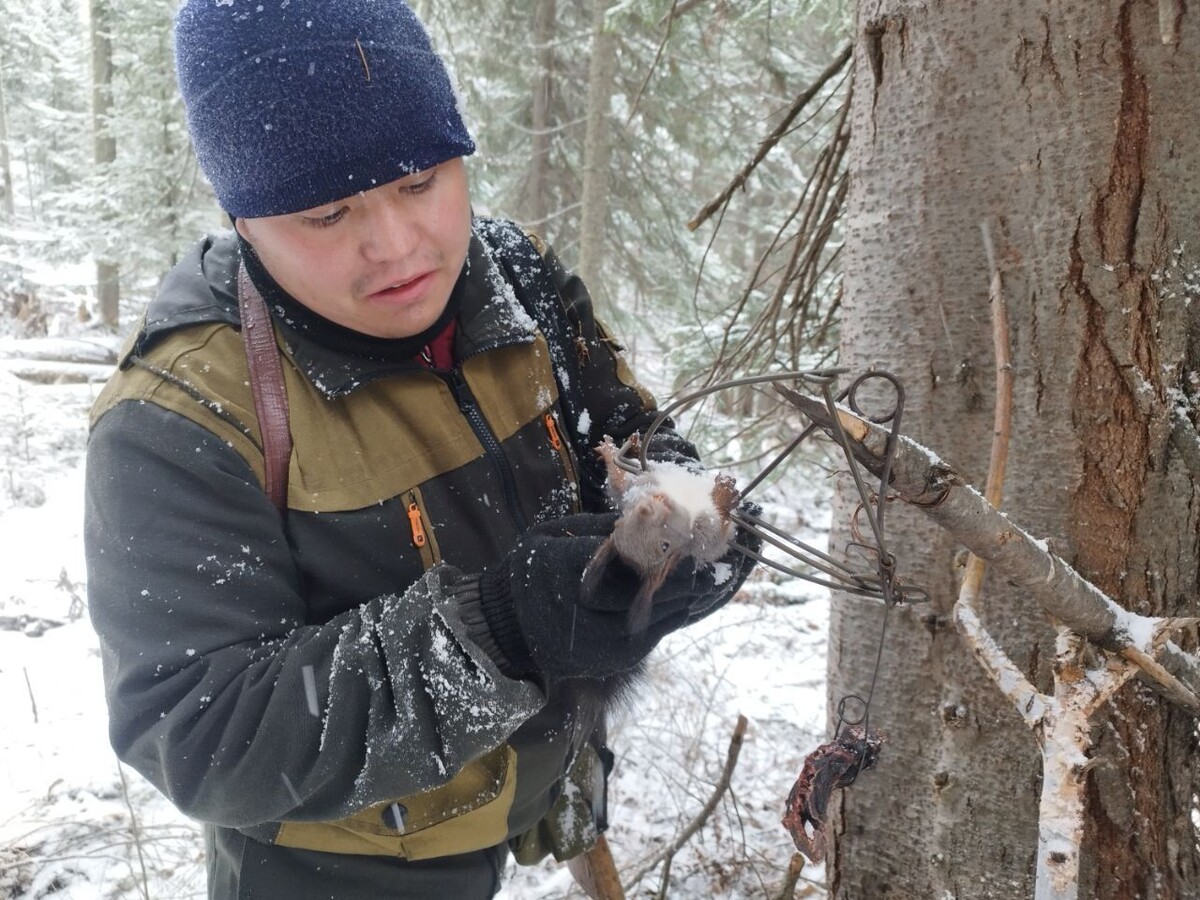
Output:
(774, 852), (808, 899)
(954, 226), (1045, 725)
(573, 834), (627, 900)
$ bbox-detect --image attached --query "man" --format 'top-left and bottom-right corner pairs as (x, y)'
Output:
(84, 1), (756, 898)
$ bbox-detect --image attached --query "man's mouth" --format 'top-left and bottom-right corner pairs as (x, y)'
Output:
(367, 272), (434, 303)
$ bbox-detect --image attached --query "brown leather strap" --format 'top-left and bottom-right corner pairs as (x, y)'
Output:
(238, 265), (292, 513)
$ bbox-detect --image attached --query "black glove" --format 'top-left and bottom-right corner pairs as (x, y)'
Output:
(475, 513), (698, 683)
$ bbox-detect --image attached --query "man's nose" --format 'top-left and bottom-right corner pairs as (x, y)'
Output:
(360, 197), (418, 263)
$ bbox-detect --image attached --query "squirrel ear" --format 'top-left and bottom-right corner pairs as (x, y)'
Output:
(581, 537), (618, 603)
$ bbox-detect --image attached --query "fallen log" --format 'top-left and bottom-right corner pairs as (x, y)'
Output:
(0, 358), (114, 385)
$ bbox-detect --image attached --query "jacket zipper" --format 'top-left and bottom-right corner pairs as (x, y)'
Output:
(442, 369), (528, 534)
(543, 411), (582, 512)
(404, 488), (439, 570)
(543, 412), (563, 452)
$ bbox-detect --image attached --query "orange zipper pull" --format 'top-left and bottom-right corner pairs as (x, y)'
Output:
(407, 502), (427, 548)
(544, 412), (563, 451)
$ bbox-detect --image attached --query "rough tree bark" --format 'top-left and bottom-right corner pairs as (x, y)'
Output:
(827, 2), (1200, 898)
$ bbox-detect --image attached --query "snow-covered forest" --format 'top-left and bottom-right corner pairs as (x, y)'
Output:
(4, 1), (1200, 899)
(0, 0), (851, 897)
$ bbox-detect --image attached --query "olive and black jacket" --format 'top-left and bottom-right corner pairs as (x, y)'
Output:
(84, 218), (695, 892)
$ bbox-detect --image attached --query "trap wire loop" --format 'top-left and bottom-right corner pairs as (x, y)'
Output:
(618, 369), (926, 608)
(620, 369), (923, 779)
(607, 368), (922, 854)
(784, 371), (910, 741)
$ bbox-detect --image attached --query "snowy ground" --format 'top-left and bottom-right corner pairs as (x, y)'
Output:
(0, 351), (831, 899)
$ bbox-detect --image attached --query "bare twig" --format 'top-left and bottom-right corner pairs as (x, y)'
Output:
(948, 234), (1136, 900)
(627, 0), (681, 124)
(700, 104), (850, 388)
(117, 764), (151, 900)
(654, 852), (673, 900)
(22, 666), (38, 723)
(1120, 640), (1200, 713)
(623, 715), (749, 892)
(688, 43), (852, 232)
(977, 222), (1012, 511)
(657, 0), (708, 27)
(953, 224), (1044, 721)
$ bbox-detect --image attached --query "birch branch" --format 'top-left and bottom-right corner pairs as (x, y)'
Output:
(774, 386), (1200, 716)
(1034, 631), (1142, 900)
(949, 237), (1139, 900)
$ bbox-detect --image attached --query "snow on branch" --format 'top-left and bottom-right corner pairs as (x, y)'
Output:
(776, 387), (1200, 717)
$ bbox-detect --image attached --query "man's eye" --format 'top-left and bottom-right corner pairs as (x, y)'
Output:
(405, 172), (437, 195)
(302, 208), (347, 229)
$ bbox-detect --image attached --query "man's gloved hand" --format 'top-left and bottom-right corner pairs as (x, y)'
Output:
(476, 513), (694, 683)
(473, 508), (762, 684)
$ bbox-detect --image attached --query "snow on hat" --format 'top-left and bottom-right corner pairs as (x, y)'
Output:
(174, 0), (475, 218)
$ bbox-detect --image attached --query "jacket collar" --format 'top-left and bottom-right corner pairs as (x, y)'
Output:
(131, 220), (539, 399)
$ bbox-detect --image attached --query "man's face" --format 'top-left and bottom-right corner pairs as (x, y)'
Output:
(235, 158), (472, 339)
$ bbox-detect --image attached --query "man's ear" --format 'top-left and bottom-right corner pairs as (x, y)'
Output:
(233, 217), (253, 244)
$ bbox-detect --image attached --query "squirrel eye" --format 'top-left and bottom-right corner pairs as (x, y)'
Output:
(660, 541), (671, 553)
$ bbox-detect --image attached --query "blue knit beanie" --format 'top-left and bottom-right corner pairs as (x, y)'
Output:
(174, 0), (476, 218)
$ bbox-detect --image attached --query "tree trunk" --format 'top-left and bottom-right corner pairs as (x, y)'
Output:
(90, 0), (119, 327)
(519, 0), (557, 233)
(577, 0), (617, 307)
(828, 2), (1200, 898)
(0, 69), (13, 220)
(158, 27), (181, 270)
